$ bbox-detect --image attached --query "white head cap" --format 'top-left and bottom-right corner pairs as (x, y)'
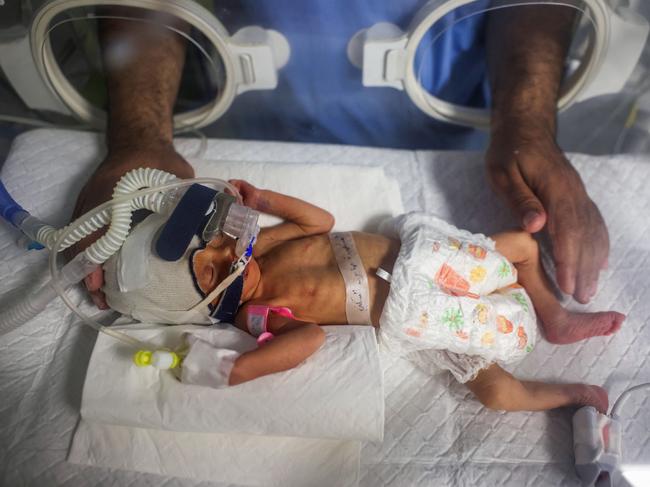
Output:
(102, 214), (213, 324)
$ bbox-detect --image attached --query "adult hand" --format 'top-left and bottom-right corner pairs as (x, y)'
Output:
(486, 131), (609, 304)
(69, 143), (194, 309)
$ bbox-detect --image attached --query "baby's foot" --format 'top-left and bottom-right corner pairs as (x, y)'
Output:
(569, 384), (609, 414)
(543, 310), (625, 345)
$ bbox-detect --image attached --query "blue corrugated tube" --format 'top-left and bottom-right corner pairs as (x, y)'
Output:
(0, 178), (29, 228)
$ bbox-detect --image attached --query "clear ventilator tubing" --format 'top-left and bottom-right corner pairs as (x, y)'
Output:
(0, 284), (57, 335)
(0, 252), (99, 336)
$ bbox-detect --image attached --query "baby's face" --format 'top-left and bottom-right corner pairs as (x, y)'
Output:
(191, 235), (260, 304)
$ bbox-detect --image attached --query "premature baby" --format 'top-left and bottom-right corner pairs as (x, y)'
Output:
(103, 180), (625, 413)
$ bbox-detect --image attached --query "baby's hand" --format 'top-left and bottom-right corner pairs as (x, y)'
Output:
(229, 179), (263, 210)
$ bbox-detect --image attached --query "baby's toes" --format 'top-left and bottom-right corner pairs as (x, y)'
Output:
(575, 384), (609, 414)
(608, 312), (625, 334)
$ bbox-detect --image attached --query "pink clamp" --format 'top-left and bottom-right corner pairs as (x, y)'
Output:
(257, 332), (275, 346)
(247, 305), (295, 346)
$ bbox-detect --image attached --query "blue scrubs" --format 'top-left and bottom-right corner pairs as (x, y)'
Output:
(206, 0), (490, 149)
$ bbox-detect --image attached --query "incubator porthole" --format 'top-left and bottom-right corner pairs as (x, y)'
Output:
(354, 0), (649, 128)
(36, 4), (230, 129)
(30, 0), (289, 130)
(47, 8), (107, 112)
(413, 3), (493, 111)
(410, 1), (599, 127)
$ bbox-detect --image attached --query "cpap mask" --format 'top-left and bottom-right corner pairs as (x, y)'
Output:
(0, 168), (258, 353)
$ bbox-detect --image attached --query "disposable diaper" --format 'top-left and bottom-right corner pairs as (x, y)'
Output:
(379, 212), (538, 382)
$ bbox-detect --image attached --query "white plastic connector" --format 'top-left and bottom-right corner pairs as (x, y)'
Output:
(229, 26), (291, 94)
(348, 23), (408, 90)
(151, 351), (177, 370)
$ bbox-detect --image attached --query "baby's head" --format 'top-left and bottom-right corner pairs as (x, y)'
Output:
(102, 213), (259, 324)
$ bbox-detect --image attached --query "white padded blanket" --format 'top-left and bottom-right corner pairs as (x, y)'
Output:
(78, 324), (383, 439)
(1, 129), (650, 487)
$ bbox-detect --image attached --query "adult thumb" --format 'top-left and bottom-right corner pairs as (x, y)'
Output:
(505, 170), (547, 233)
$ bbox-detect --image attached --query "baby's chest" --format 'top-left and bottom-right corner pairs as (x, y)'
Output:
(266, 266), (347, 322)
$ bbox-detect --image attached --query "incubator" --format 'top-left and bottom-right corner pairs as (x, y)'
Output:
(0, 0), (648, 143)
(1, 1), (650, 485)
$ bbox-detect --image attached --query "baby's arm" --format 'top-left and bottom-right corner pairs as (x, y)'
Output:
(230, 179), (334, 253)
(228, 321), (326, 386)
(491, 230), (623, 344)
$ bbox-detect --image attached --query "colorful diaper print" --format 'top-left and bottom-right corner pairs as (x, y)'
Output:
(379, 212), (538, 379)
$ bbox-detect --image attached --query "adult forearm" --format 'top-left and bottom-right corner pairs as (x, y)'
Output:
(484, 5), (609, 304)
(487, 5), (575, 139)
(100, 9), (187, 152)
(72, 10), (193, 307)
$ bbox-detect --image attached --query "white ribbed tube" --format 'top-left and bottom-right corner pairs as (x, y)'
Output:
(35, 207), (111, 251)
(35, 168), (177, 264)
(83, 168), (177, 264)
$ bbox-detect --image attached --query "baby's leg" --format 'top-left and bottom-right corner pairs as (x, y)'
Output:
(492, 231), (624, 344)
(467, 364), (608, 413)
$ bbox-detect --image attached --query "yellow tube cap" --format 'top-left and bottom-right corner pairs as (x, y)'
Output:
(133, 350), (153, 367)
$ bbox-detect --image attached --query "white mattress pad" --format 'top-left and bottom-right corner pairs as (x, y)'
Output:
(1, 129), (649, 487)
